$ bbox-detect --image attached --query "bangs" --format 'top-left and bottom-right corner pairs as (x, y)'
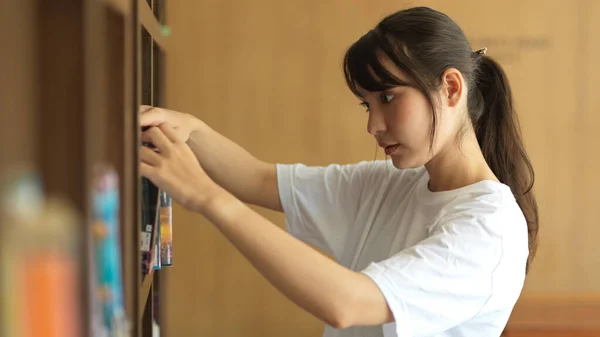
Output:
(343, 29), (412, 98)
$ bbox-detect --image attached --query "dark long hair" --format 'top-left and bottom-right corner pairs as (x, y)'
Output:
(343, 6), (539, 272)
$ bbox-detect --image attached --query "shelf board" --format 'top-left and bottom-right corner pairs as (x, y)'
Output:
(138, 0), (169, 50)
(139, 273), (154, 320)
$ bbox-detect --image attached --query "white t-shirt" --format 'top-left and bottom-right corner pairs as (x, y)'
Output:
(276, 160), (529, 337)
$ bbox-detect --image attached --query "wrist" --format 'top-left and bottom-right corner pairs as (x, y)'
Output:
(187, 116), (206, 142)
(195, 185), (245, 223)
(191, 181), (222, 213)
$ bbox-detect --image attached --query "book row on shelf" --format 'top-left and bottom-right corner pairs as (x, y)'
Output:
(0, 165), (173, 337)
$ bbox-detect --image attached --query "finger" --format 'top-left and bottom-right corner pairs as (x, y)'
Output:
(140, 162), (157, 180)
(140, 106), (166, 127)
(159, 122), (181, 144)
(139, 105), (154, 114)
(140, 146), (161, 166)
(140, 127), (169, 150)
(140, 128), (155, 144)
(142, 127), (172, 154)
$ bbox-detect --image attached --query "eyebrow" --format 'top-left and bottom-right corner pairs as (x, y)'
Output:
(355, 79), (413, 98)
(390, 79), (413, 87)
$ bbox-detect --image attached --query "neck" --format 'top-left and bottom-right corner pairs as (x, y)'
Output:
(424, 132), (497, 192)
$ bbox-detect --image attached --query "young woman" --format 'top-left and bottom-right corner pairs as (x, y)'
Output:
(139, 6), (538, 337)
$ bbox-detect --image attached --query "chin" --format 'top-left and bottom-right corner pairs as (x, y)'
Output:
(390, 155), (424, 170)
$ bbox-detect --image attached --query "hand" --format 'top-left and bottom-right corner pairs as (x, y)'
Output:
(140, 123), (222, 212)
(140, 105), (202, 143)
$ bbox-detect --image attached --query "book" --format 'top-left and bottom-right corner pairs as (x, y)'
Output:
(153, 211), (162, 271)
(159, 191), (173, 266)
(91, 165), (129, 336)
(141, 178), (160, 275)
(1, 168), (84, 337)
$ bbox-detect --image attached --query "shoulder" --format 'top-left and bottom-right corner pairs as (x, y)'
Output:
(433, 181), (524, 228)
(277, 160), (425, 186)
(428, 182), (529, 261)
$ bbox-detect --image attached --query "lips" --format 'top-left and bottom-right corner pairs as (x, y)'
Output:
(384, 144), (399, 155)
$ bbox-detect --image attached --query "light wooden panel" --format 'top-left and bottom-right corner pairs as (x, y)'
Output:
(506, 331), (600, 337)
(507, 295), (600, 331)
(163, 0), (600, 336)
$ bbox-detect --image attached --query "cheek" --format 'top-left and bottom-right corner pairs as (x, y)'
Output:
(388, 95), (433, 142)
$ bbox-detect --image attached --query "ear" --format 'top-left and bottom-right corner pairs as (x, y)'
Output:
(440, 68), (464, 108)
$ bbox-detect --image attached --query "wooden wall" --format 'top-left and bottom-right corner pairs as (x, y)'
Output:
(162, 0), (600, 336)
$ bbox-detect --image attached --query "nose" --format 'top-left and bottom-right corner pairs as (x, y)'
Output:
(367, 109), (386, 136)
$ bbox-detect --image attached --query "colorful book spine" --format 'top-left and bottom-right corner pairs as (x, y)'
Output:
(159, 191), (173, 266)
(91, 165), (128, 335)
(141, 177), (159, 275)
(153, 213), (162, 271)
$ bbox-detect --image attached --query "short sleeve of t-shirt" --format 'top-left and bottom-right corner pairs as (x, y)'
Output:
(276, 160), (388, 259)
(360, 203), (520, 337)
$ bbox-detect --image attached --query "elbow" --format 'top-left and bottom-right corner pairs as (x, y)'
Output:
(322, 278), (393, 329)
(323, 302), (355, 330)
(325, 314), (351, 330)
(320, 273), (391, 330)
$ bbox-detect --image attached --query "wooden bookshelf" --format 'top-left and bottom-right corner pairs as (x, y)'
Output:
(139, 0), (169, 50)
(104, 0), (131, 14)
(139, 0), (167, 336)
(0, 0), (169, 336)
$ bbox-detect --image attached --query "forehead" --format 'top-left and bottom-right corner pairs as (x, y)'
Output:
(355, 55), (415, 97)
(377, 55), (412, 81)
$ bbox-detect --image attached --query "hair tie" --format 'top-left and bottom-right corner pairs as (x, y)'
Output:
(475, 47), (488, 57)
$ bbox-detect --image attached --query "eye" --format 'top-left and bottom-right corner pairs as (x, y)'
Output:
(359, 101), (370, 112)
(381, 93), (394, 104)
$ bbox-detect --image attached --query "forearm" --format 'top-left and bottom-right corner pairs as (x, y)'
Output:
(200, 188), (377, 329)
(187, 122), (281, 211)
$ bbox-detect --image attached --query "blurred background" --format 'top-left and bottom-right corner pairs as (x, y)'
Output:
(1, 0), (599, 337)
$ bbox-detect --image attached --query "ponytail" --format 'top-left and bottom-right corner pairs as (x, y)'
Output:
(473, 56), (539, 273)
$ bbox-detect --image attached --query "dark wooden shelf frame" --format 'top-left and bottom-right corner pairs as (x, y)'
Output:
(1, 1), (168, 337)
